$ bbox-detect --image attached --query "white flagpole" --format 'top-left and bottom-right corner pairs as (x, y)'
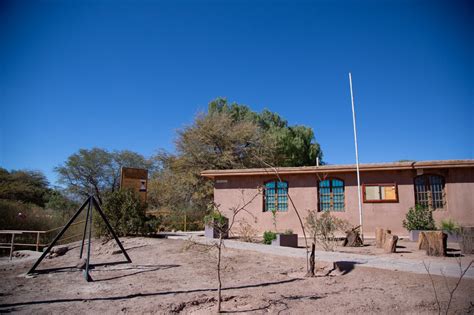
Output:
(349, 72), (364, 241)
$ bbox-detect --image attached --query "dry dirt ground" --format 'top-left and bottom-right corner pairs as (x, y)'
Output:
(1, 237), (473, 314)
(305, 237), (474, 265)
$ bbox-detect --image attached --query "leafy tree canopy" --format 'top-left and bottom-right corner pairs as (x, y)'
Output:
(148, 98), (323, 216)
(55, 148), (155, 202)
(0, 167), (50, 207)
(206, 98), (322, 167)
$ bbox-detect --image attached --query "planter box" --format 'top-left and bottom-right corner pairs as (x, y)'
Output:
(443, 231), (462, 243)
(204, 217), (229, 239)
(409, 230), (423, 242)
(271, 234), (298, 248)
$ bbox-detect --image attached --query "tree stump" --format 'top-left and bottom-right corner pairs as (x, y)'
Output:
(306, 243), (316, 277)
(424, 231), (447, 256)
(418, 232), (429, 250)
(375, 228), (384, 248)
(343, 226), (363, 247)
(383, 230), (392, 245)
(460, 227), (474, 255)
(383, 234), (398, 253)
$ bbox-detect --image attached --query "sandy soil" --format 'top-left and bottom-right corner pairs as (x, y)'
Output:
(0, 237), (473, 314)
(304, 237), (474, 266)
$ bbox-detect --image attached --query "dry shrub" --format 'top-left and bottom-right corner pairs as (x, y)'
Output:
(237, 219), (257, 243)
(306, 210), (350, 251)
(0, 199), (81, 252)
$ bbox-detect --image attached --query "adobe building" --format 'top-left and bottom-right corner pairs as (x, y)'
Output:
(201, 160), (474, 238)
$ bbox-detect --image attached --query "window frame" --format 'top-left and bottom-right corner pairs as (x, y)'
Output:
(263, 180), (289, 213)
(362, 183), (399, 203)
(317, 177), (345, 212)
(414, 174), (446, 210)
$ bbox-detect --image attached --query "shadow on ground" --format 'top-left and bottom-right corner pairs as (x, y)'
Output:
(331, 261), (364, 275)
(0, 278), (304, 312)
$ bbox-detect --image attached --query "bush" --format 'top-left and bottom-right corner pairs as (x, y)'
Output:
(94, 189), (147, 237)
(204, 211), (227, 228)
(439, 218), (460, 235)
(403, 204), (436, 231)
(0, 199), (81, 252)
(0, 199), (67, 231)
(263, 231), (277, 244)
(144, 215), (161, 235)
(237, 219), (257, 242)
(306, 210), (350, 251)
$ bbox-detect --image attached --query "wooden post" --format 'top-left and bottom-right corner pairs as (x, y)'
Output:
(36, 232), (40, 252)
(418, 232), (429, 250)
(460, 226), (474, 254)
(375, 228), (384, 248)
(184, 213), (187, 232)
(307, 243), (316, 277)
(425, 231), (447, 256)
(383, 234), (398, 253)
(343, 226), (363, 247)
(9, 233), (15, 260)
(383, 230), (392, 245)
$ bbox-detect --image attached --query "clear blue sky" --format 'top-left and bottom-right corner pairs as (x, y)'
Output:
(1, 0), (472, 184)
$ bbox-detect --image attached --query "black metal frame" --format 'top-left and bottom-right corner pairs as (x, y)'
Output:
(27, 195), (132, 282)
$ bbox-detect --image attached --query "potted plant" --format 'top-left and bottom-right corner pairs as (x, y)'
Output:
(263, 231), (277, 245)
(439, 219), (461, 243)
(403, 204), (436, 241)
(271, 229), (299, 248)
(204, 211), (229, 239)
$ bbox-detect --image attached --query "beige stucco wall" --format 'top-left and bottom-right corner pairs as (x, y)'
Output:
(213, 167), (474, 238)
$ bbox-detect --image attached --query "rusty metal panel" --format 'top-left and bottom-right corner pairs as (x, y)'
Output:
(120, 167), (148, 203)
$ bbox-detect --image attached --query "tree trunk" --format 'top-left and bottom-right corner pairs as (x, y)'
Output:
(418, 232), (429, 250)
(343, 227), (363, 247)
(460, 226), (474, 255)
(383, 230), (392, 245)
(424, 231), (447, 257)
(306, 243), (315, 277)
(383, 234), (398, 253)
(217, 236), (222, 313)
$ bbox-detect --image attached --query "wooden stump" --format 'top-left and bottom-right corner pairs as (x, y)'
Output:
(383, 234), (398, 253)
(383, 230), (392, 245)
(418, 232), (429, 250)
(306, 243), (316, 277)
(424, 231), (447, 256)
(343, 226), (363, 247)
(460, 227), (474, 255)
(375, 228), (384, 248)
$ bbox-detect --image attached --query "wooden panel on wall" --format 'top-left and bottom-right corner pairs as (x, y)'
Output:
(120, 167), (148, 203)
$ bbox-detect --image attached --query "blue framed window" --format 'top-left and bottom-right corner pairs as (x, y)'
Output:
(318, 178), (345, 211)
(264, 181), (288, 212)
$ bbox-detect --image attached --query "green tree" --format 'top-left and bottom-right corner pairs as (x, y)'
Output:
(148, 98), (324, 225)
(207, 97), (323, 166)
(0, 168), (50, 207)
(55, 148), (154, 202)
(95, 189), (147, 237)
(45, 190), (79, 218)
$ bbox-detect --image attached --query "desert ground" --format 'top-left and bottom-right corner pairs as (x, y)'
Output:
(1, 237), (473, 314)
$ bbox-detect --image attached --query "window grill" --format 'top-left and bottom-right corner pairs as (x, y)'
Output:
(264, 181), (288, 212)
(319, 179), (345, 211)
(414, 175), (445, 210)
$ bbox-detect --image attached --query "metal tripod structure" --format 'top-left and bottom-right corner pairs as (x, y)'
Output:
(27, 195), (132, 282)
